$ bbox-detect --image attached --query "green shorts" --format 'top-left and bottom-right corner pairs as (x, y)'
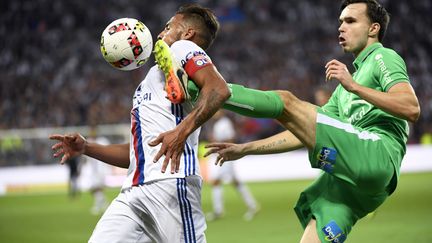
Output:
(294, 108), (399, 242)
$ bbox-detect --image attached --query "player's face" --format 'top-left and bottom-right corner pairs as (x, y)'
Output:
(338, 3), (373, 56)
(157, 14), (188, 46)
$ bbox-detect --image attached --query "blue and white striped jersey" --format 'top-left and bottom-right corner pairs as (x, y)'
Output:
(122, 40), (211, 189)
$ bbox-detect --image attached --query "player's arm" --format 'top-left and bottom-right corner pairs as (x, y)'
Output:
(349, 82), (419, 122)
(150, 65), (230, 173)
(204, 130), (304, 166)
(178, 65), (231, 135)
(50, 133), (130, 168)
(325, 59), (420, 122)
(84, 143), (130, 169)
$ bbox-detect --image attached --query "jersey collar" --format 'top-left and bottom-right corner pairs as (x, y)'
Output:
(353, 42), (383, 70)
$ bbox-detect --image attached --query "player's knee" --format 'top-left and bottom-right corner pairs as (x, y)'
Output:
(275, 90), (299, 106)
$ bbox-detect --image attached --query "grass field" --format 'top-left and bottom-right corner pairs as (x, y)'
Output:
(0, 172), (431, 243)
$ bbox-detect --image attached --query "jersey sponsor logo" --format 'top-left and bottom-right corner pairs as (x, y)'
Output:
(181, 50), (208, 67)
(346, 103), (372, 124)
(133, 84), (152, 106)
(322, 220), (346, 243)
(375, 53), (393, 86)
(317, 147), (337, 173)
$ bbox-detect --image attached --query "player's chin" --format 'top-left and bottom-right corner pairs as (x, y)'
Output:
(340, 44), (350, 53)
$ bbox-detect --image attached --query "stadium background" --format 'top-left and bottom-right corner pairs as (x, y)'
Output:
(0, 0), (431, 242)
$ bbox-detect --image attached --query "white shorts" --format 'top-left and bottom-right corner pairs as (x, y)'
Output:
(89, 176), (206, 243)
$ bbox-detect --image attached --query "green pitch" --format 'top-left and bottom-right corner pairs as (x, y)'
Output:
(0, 172), (431, 243)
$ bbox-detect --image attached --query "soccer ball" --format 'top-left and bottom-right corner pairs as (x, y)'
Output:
(100, 18), (153, 71)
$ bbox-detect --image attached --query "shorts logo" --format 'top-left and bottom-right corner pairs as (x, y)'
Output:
(322, 220), (346, 243)
(317, 147), (337, 173)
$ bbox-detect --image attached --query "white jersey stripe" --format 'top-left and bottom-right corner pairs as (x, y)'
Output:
(317, 113), (381, 141)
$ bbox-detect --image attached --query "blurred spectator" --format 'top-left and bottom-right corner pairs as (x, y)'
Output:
(0, 0), (430, 167)
(80, 126), (110, 214)
(314, 86), (333, 107)
(206, 110), (259, 221)
(66, 157), (80, 199)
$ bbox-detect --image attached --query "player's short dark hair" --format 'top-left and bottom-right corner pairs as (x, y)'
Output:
(176, 3), (220, 50)
(341, 0), (390, 42)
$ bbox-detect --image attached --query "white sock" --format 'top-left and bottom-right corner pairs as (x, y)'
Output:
(212, 185), (223, 215)
(94, 190), (106, 209)
(236, 183), (257, 210)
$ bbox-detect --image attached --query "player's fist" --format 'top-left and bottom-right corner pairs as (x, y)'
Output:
(325, 59), (357, 92)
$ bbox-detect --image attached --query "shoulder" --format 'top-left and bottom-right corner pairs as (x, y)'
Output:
(170, 40), (211, 67)
(372, 46), (406, 66)
(171, 40), (201, 50)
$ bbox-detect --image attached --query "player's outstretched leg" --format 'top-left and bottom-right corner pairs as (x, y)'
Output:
(187, 81), (284, 118)
(154, 40), (190, 104)
(275, 90), (317, 149)
(190, 79), (317, 148)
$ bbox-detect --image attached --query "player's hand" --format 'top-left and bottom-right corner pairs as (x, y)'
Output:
(204, 143), (245, 166)
(149, 129), (186, 174)
(49, 133), (86, 165)
(325, 59), (358, 92)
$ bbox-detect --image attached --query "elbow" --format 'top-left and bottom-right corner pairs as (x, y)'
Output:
(220, 83), (231, 102)
(407, 105), (421, 123)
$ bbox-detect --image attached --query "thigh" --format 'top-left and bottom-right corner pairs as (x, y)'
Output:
(130, 177), (207, 243)
(295, 173), (388, 243)
(89, 192), (148, 243)
(309, 109), (395, 193)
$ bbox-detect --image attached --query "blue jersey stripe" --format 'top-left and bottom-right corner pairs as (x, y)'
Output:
(185, 144), (192, 176)
(183, 149), (189, 176)
(132, 108), (145, 185)
(182, 179), (197, 242)
(176, 179), (189, 243)
(179, 178), (193, 242)
(172, 103), (192, 176)
(191, 147), (196, 175)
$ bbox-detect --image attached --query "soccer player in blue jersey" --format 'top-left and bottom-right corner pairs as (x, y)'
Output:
(51, 4), (230, 242)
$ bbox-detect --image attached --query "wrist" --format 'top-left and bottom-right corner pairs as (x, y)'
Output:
(240, 143), (251, 155)
(82, 137), (90, 155)
(348, 81), (360, 94)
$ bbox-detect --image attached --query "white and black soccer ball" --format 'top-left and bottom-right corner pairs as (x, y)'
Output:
(100, 18), (153, 71)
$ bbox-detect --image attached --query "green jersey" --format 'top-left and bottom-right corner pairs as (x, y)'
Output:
(322, 43), (410, 165)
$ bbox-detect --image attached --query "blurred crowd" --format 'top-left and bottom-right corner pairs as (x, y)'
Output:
(1, 0), (431, 145)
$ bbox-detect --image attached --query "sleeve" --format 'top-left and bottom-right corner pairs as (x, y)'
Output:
(170, 40), (214, 77)
(321, 87), (340, 116)
(373, 49), (410, 92)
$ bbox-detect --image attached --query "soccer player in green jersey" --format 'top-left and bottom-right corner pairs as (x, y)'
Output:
(203, 0), (420, 242)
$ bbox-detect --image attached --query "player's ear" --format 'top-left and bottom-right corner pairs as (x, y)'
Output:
(368, 23), (380, 39)
(182, 28), (196, 40)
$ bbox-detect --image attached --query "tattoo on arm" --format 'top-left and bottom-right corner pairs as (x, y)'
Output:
(193, 88), (225, 127)
(256, 138), (287, 152)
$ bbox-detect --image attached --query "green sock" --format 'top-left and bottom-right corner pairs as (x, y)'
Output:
(187, 81), (283, 118)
